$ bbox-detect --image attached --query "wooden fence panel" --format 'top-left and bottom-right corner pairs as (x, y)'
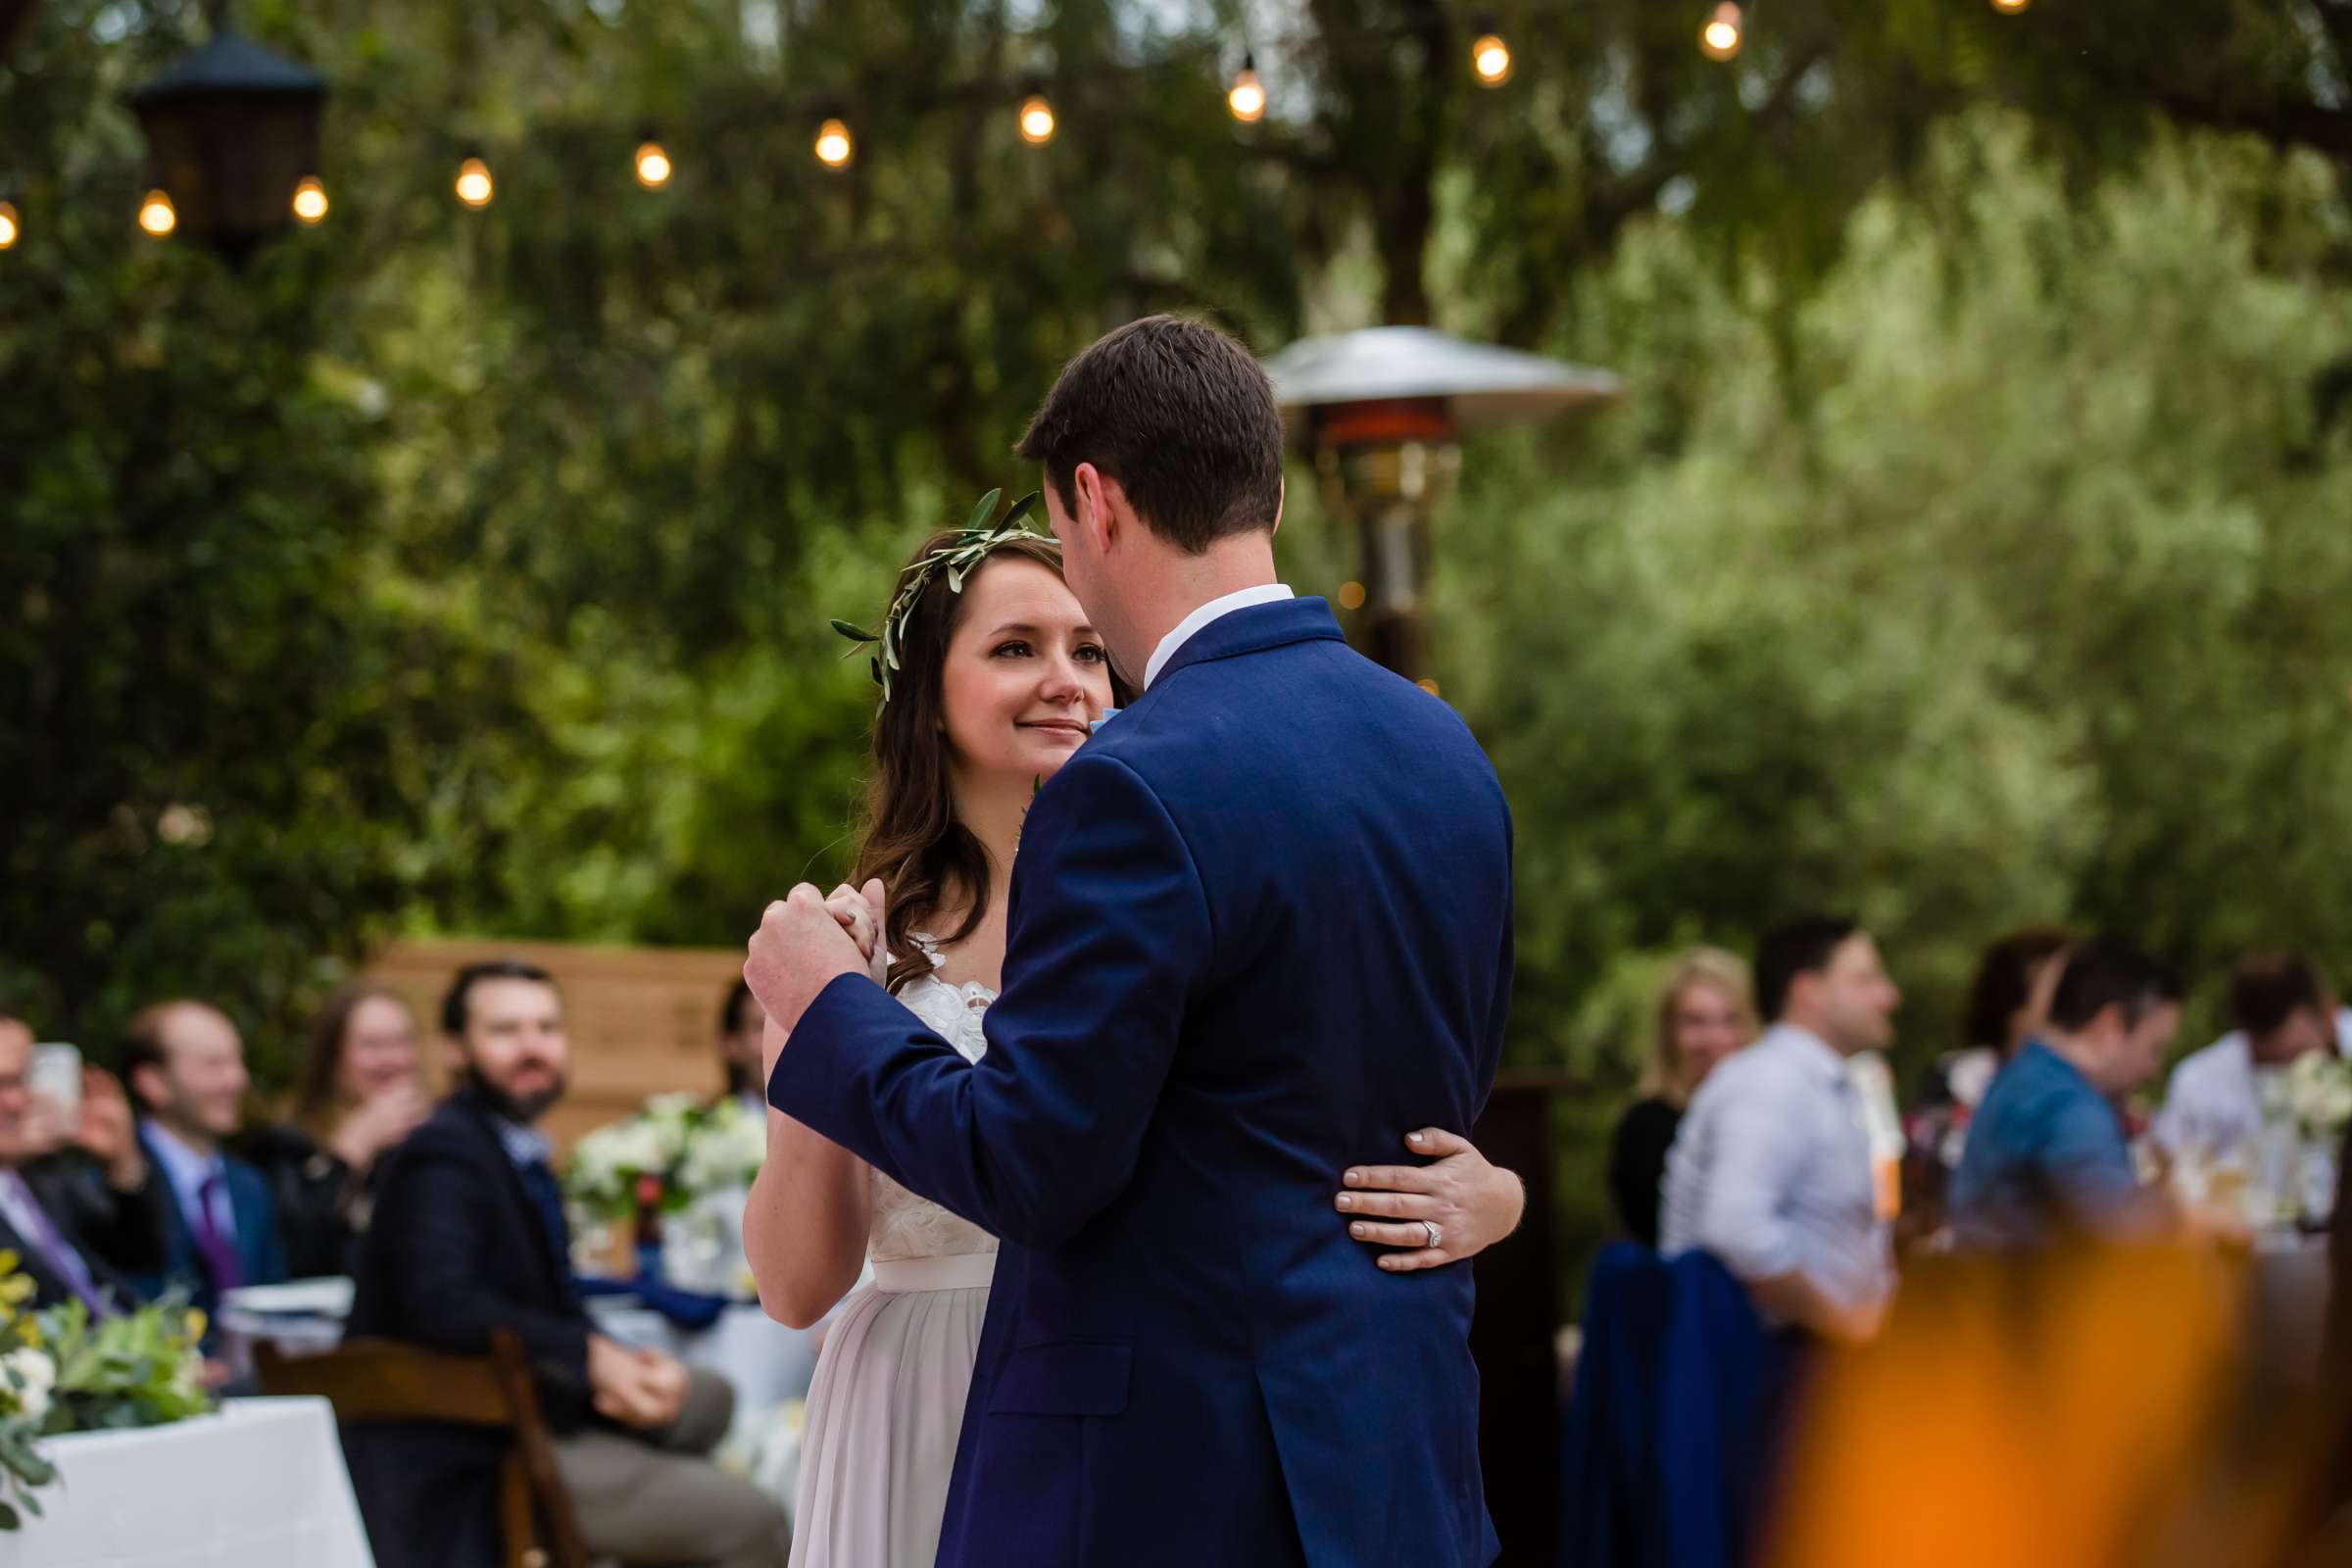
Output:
(368, 936), (743, 1152)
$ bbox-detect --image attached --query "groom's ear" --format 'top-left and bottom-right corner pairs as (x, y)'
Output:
(1072, 462), (1118, 554)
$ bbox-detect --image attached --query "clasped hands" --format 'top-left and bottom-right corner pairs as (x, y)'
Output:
(587, 1333), (691, 1430)
(743, 878), (892, 1080)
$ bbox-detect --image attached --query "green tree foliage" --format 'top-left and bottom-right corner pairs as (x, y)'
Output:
(0, 4), (536, 1058)
(1413, 118), (2352, 1262)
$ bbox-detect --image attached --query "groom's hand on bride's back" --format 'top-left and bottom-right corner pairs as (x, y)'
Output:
(743, 883), (873, 1038)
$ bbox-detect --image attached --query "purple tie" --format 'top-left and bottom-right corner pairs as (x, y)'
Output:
(191, 1172), (243, 1294)
(2, 1173), (107, 1316)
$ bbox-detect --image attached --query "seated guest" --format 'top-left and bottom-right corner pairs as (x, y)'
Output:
(1662, 915), (1902, 1343)
(243, 982), (428, 1278)
(2154, 949), (2348, 1165)
(123, 1002), (286, 1324)
(0, 1011), (166, 1309)
(1902, 926), (2072, 1242)
(1606, 949), (1755, 1247)
(1949, 935), (2186, 1250)
(348, 958), (788, 1568)
(717, 979), (766, 1118)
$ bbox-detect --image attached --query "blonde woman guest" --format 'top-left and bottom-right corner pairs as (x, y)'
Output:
(1606, 950), (1756, 1247)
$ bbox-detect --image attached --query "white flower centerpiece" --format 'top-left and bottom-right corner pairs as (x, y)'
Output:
(565, 1093), (765, 1294)
(2283, 1050), (2352, 1224)
(0, 1254), (213, 1530)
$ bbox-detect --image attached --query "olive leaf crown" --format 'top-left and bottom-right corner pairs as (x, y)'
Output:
(831, 488), (1048, 707)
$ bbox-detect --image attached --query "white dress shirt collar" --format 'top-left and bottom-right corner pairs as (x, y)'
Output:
(1142, 583), (1296, 691)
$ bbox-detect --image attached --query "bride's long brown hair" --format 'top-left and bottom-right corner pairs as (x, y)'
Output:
(850, 528), (1131, 993)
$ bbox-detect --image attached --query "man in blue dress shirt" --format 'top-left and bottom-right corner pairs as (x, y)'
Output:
(1950, 935), (2182, 1250)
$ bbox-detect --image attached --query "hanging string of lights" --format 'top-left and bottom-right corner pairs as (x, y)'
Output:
(1699, 3), (1744, 62)
(2, 0), (2041, 253)
(1470, 18), (1513, 87)
(634, 130), (672, 190)
(455, 151), (494, 208)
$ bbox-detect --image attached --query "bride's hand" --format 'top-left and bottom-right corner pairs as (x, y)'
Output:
(824, 880), (891, 986)
(1336, 1128), (1526, 1272)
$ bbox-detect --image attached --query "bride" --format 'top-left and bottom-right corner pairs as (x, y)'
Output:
(744, 512), (1528, 1568)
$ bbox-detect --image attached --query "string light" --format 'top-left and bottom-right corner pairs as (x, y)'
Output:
(1989, 0), (2029, 11)
(1416, 678), (1442, 698)
(635, 135), (672, 189)
(1018, 94), (1056, 145)
(1337, 581), (1367, 612)
(137, 188), (177, 237)
(291, 174), (328, 224)
(1470, 28), (1513, 87)
(455, 154), (494, 208)
(1227, 54), (1267, 122)
(1699, 2), (1743, 60)
(814, 118), (854, 169)
(0, 201), (18, 251)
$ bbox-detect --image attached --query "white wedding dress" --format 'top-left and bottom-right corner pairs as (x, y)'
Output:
(788, 942), (999, 1568)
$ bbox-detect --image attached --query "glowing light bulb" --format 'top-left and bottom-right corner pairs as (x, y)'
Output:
(137, 188), (177, 237)
(0, 202), (18, 251)
(635, 139), (672, 189)
(291, 175), (328, 224)
(1416, 678), (1442, 698)
(814, 118), (854, 169)
(1989, 0), (2029, 12)
(455, 156), (494, 209)
(1227, 58), (1267, 123)
(1019, 94), (1056, 145)
(1471, 33), (1513, 86)
(1337, 581), (1367, 612)
(1699, 2), (1743, 60)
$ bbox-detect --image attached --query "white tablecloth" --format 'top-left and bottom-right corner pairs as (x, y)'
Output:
(0, 1396), (372, 1568)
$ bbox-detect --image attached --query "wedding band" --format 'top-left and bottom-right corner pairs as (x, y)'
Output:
(1423, 1221), (1442, 1250)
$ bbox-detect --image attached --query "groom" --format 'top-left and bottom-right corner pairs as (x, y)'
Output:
(747, 315), (1514, 1566)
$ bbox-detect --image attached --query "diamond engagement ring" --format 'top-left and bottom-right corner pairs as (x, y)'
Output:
(1423, 1221), (1442, 1250)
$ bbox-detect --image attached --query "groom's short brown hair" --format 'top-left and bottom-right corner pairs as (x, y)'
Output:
(1015, 315), (1286, 555)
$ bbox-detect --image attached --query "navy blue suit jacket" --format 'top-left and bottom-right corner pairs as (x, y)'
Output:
(770, 598), (1514, 1567)
(132, 1126), (287, 1335)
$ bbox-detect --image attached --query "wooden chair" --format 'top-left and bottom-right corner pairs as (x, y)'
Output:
(254, 1329), (592, 1568)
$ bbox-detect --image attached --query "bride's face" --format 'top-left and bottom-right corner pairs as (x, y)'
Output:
(939, 558), (1113, 786)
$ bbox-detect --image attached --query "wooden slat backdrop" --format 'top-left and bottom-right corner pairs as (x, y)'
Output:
(367, 936), (742, 1153)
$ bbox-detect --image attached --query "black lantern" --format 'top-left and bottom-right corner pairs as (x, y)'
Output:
(126, 25), (328, 265)
(0, 0), (41, 64)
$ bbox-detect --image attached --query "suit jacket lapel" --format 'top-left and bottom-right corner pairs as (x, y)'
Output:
(449, 1097), (573, 1305)
(136, 1126), (201, 1279)
(225, 1166), (270, 1285)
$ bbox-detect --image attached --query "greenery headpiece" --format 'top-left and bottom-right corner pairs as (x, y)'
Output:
(831, 488), (1048, 707)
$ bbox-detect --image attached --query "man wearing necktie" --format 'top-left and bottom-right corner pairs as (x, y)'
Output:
(345, 958), (789, 1568)
(0, 1013), (168, 1313)
(122, 1003), (287, 1338)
